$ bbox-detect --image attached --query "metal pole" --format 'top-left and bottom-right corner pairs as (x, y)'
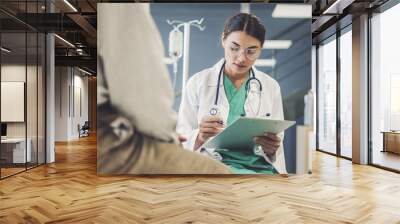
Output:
(182, 23), (190, 99)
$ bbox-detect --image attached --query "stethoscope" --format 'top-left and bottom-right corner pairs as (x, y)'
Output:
(209, 60), (263, 117)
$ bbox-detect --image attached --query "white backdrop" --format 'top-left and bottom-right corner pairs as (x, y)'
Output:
(1, 81), (25, 122)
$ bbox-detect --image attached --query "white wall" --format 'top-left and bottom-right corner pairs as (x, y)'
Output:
(55, 67), (69, 141)
(1, 66), (26, 136)
(1, 65), (35, 138)
(55, 67), (89, 141)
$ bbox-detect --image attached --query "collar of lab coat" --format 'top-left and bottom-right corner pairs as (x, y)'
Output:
(207, 59), (260, 87)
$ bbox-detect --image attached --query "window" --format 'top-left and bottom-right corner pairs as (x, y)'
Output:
(370, 2), (400, 171)
(339, 26), (352, 158)
(317, 35), (337, 155)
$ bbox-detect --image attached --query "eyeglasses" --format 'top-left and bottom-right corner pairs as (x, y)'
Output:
(228, 44), (261, 61)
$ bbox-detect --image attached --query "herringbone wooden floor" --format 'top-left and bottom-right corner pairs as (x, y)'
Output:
(1, 134), (400, 224)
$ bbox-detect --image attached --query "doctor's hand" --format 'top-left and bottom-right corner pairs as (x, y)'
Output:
(253, 133), (281, 156)
(194, 116), (224, 150)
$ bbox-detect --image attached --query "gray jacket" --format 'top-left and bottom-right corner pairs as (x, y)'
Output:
(97, 3), (178, 143)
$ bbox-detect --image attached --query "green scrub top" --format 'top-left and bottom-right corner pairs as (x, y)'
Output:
(215, 74), (277, 174)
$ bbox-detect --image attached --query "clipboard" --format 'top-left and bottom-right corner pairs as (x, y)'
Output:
(201, 117), (296, 150)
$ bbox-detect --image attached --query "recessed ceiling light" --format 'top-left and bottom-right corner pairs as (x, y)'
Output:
(323, 0), (353, 15)
(255, 59), (276, 67)
(272, 4), (311, 18)
(63, 0), (78, 12)
(1, 47), (11, 53)
(54, 34), (75, 48)
(78, 67), (93, 76)
(263, 40), (292, 49)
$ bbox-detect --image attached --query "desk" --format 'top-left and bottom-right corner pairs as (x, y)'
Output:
(1, 138), (31, 163)
(382, 131), (400, 154)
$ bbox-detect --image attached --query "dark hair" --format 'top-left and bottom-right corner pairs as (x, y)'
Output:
(222, 13), (266, 46)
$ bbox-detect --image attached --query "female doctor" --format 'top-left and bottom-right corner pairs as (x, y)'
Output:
(177, 13), (287, 174)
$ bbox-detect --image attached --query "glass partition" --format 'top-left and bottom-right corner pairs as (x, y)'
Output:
(339, 26), (352, 158)
(317, 35), (337, 155)
(0, 1), (46, 179)
(1, 30), (28, 177)
(38, 32), (45, 165)
(27, 30), (38, 169)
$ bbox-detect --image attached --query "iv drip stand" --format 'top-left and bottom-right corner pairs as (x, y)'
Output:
(167, 18), (205, 98)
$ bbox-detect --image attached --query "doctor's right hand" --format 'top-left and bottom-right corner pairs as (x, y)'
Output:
(194, 116), (224, 150)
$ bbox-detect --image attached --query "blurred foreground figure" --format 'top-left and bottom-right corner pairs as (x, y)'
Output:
(97, 4), (230, 174)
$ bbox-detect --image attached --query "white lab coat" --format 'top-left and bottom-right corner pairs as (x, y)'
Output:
(177, 59), (287, 174)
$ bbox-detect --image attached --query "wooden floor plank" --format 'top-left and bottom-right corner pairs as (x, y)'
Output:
(0, 134), (400, 223)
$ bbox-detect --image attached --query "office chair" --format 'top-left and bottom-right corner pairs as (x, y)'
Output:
(79, 121), (90, 138)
